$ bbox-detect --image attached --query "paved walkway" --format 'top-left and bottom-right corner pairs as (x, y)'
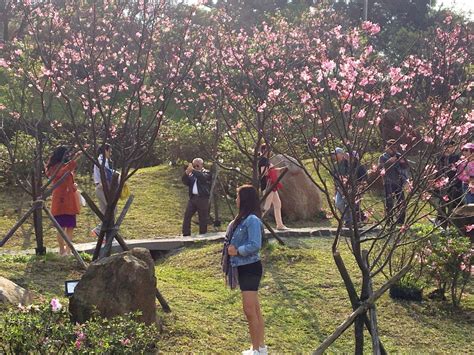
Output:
(0, 226), (376, 256)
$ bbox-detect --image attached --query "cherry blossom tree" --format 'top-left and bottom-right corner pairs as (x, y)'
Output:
(3, 0), (204, 258)
(271, 9), (472, 353)
(0, 27), (70, 254)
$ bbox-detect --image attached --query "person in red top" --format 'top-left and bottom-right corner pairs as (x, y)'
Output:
(258, 144), (288, 230)
(45, 146), (82, 256)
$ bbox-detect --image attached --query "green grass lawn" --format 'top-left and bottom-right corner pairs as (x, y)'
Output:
(0, 163), (330, 251)
(0, 165), (230, 251)
(0, 162), (389, 252)
(1, 238), (472, 353)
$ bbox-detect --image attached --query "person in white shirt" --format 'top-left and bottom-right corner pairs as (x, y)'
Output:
(90, 143), (114, 237)
(181, 158), (212, 236)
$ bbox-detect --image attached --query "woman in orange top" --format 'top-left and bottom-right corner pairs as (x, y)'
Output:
(46, 146), (81, 256)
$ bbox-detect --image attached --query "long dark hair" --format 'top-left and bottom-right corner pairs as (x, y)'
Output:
(259, 143), (269, 157)
(98, 143), (111, 156)
(47, 146), (69, 169)
(232, 185), (261, 231)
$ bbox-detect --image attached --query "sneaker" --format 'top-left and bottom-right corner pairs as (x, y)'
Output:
(259, 345), (268, 355)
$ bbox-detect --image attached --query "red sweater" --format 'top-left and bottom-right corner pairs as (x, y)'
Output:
(46, 161), (79, 216)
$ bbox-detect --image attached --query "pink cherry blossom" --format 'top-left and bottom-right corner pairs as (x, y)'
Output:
(50, 298), (62, 312)
(361, 21), (381, 35)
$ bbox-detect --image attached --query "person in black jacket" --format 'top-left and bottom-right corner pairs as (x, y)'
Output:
(182, 158), (212, 236)
(378, 139), (409, 224)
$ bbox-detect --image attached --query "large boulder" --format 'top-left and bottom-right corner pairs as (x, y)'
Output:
(69, 248), (157, 325)
(270, 154), (323, 221)
(0, 276), (33, 306)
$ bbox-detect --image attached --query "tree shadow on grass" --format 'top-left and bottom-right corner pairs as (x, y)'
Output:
(392, 296), (474, 325)
(261, 244), (327, 345)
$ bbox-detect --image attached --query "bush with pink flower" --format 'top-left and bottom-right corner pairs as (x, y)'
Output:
(0, 299), (159, 353)
(415, 225), (472, 307)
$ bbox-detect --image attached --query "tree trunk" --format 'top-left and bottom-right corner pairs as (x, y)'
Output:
(32, 171), (46, 255)
(333, 251), (386, 354)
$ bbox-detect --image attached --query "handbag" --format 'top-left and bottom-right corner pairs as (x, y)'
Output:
(120, 183), (131, 200)
(74, 190), (83, 213)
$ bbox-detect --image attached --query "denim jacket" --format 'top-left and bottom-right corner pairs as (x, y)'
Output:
(229, 214), (262, 267)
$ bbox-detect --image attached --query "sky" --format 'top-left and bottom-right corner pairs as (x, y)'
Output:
(184, 0), (474, 15)
(438, 0), (474, 16)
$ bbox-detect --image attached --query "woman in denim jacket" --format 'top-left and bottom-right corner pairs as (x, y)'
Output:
(224, 185), (267, 355)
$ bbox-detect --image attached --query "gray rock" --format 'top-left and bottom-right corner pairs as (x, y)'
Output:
(270, 154), (323, 221)
(69, 248), (157, 325)
(0, 276), (33, 306)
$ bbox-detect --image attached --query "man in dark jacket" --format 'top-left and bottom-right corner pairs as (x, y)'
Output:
(378, 139), (409, 224)
(182, 158), (212, 236)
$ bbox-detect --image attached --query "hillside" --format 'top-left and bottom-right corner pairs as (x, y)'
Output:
(0, 238), (472, 352)
(0, 165), (221, 251)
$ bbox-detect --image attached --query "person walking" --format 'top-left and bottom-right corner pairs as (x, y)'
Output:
(222, 185), (267, 355)
(378, 139), (409, 224)
(182, 158), (212, 236)
(331, 147), (352, 227)
(90, 143), (114, 238)
(46, 146), (82, 256)
(457, 142), (474, 204)
(258, 144), (288, 230)
(351, 150), (368, 224)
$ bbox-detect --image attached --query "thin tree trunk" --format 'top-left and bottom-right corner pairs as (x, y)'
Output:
(333, 251), (387, 355)
(363, 250), (381, 355)
(32, 170), (45, 255)
(314, 265), (411, 354)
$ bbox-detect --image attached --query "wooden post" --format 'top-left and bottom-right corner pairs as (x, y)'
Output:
(313, 265), (411, 354)
(209, 164), (221, 227)
(81, 191), (129, 253)
(0, 202), (38, 247)
(259, 167), (288, 207)
(103, 195), (134, 257)
(259, 168), (288, 246)
(80, 192), (171, 312)
(43, 205), (88, 269)
(333, 251), (387, 355)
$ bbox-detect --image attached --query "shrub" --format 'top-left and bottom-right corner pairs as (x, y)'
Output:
(389, 274), (424, 301)
(0, 298), (159, 354)
(417, 227), (472, 307)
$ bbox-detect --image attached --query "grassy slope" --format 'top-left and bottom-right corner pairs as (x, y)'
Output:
(0, 165), (218, 250)
(1, 238), (471, 353)
(156, 238), (473, 353)
(1, 162), (387, 251)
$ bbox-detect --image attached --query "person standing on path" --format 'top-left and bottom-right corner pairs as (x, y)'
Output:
(46, 146), (82, 256)
(378, 139), (409, 225)
(91, 143), (114, 237)
(258, 144), (288, 230)
(181, 157), (212, 236)
(222, 185), (267, 355)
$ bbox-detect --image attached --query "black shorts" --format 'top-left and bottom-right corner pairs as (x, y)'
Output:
(238, 261), (263, 291)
